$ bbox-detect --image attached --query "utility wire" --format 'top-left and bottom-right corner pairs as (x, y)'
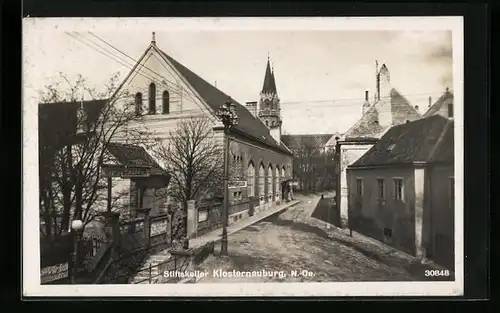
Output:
(66, 32), (205, 113)
(66, 32), (447, 112)
(85, 31), (205, 110)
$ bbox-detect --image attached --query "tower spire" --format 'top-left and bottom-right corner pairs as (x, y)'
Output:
(261, 57), (276, 94)
(151, 31), (156, 45)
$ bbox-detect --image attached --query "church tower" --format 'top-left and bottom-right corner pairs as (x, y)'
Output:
(258, 56), (282, 144)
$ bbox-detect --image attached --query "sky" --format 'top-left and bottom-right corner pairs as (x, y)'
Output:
(24, 19), (455, 134)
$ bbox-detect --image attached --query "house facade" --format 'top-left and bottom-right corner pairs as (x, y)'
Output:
(335, 62), (422, 228)
(111, 34), (293, 215)
(346, 115), (454, 269)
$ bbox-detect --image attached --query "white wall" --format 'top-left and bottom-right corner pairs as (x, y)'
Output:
(338, 143), (375, 227)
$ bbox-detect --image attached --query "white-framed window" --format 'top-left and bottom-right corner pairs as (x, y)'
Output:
(393, 178), (404, 201)
(356, 178), (363, 197)
(448, 176), (455, 209)
(267, 165), (273, 201)
(259, 164), (265, 199)
(275, 166), (280, 198)
(247, 162), (255, 197)
(377, 178), (385, 200)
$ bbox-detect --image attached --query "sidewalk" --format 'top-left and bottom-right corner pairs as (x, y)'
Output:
(313, 218), (451, 272)
(189, 199), (301, 249)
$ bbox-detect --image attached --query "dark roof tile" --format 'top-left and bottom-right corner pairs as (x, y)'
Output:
(158, 49), (291, 155)
(350, 115), (453, 167)
(106, 142), (167, 175)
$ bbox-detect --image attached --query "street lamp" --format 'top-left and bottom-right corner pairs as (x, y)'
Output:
(70, 219), (84, 284)
(215, 98), (238, 256)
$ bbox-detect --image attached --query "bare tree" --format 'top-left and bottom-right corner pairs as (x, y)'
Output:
(152, 116), (226, 212)
(39, 72), (149, 239)
(294, 140), (321, 193)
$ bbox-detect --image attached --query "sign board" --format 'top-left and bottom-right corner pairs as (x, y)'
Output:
(102, 165), (151, 178)
(290, 181), (299, 186)
(198, 210), (208, 222)
(229, 180), (247, 189)
(40, 262), (69, 284)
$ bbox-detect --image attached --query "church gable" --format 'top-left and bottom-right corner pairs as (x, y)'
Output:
(113, 41), (212, 118)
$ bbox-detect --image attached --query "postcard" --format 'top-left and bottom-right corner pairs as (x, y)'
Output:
(23, 16), (464, 297)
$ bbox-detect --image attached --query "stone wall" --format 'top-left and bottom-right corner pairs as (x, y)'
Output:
(347, 166), (417, 255)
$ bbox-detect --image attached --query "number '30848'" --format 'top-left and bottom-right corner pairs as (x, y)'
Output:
(425, 269), (450, 277)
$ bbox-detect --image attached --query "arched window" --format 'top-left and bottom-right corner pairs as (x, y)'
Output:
(148, 83), (156, 114)
(247, 162), (255, 197)
(275, 166), (280, 200)
(134, 92), (143, 116)
(259, 164), (265, 203)
(267, 165), (273, 202)
(448, 102), (453, 118)
(265, 120), (269, 127)
(271, 120), (275, 127)
(162, 90), (170, 114)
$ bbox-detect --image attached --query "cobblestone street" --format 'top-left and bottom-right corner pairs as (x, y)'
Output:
(197, 193), (453, 283)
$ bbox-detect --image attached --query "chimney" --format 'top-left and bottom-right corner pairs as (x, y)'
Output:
(245, 101), (258, 117)
(362, 90), (371, 116)
(378, 64), (390, 101)
(428, 96), (432, 107)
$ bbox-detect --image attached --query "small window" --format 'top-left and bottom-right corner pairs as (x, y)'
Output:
(265, 121), (269, 126)
(394, 178), (404, 200)
(377, 178), (385, 199)
(356, 178), (363, 197)
(271, 120), (275, 127)
(134, 92), (143, 116)
(148, 83), (156, 114)
(162, 90), (170, 114)
(383, 228), (392, 238)
(448, 177), (454, 209)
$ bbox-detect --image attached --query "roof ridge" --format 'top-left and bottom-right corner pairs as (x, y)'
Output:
(427, 118), (453, 162)
(156, 47), (290, 155)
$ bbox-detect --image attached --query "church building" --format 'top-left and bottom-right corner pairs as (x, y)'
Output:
(110, 33), (293, 216)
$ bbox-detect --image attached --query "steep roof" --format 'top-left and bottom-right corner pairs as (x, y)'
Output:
(106, 142), (167, 176)
(423, 89), (454, 118)
(157, 48), (291, 156)
(38, 99), (108, 146)
(281, 134), (334, 151)
(344, 88), (421, 139)
(350, 115), (453, 167)
(261, 58), (277, 94)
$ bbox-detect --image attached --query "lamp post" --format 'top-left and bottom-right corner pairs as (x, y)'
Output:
(70, 219), (84, 284)
(215, 98), (238, 255)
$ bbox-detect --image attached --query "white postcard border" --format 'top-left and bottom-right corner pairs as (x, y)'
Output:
(22, 16), (464, 297)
